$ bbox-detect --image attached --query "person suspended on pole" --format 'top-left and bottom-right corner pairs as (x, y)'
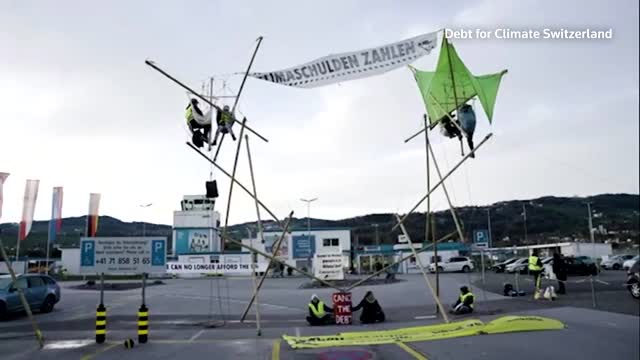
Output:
(438, 103), (477, 158)
(185, 98), (212, 148)
(458, 104), (477, 158)
(212, 105), (238, 146)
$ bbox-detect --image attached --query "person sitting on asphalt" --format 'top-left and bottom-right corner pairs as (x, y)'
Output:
(306, 294), (333, 326)
(449, 286), (474, 315)
(352, 291), (386, 324)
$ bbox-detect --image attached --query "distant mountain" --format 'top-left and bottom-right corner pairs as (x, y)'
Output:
(0, 193), (638, 256)
(229, 193), (640, 247)
(0, 216), (172, 257)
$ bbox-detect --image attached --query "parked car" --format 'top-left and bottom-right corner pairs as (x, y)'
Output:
(0, 274), (61, 319)
(626, 261), (640, 300)
(623, 255), (639, 271)
(429, 256), (474, 273)
(563, 256), (599, 276)
(601, 255), (636, 270)
(492, 257), (519, 273)
(506, 258), (530, 274)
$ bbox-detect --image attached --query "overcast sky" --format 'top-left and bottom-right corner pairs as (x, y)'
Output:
(1, 0), (638, 227)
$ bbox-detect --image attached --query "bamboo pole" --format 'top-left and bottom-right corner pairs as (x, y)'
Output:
(212, 36), (264, 158)
(186, 142), (283, 229)
(245, 135), (264, 243)
(213, 134), (225, 162)
(395, 214), (450, 323)
(392, 133), (493, 232)
(425, 115), (430, 252)
(243, 133), (264, 330)
(250, 250), (261, 335)
(144, 59), (268, 143)
(0, 238), (44, 348)
(345, 231), (457, 292)
(221, 118), (248, 248)
(427, 142), (465, 242)
(240, 212), (291, 322)
(231, 37), (263, 115)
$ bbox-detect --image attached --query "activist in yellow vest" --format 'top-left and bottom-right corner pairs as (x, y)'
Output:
(309, 301), (326, 318)
(460, 292), (474, 309)
(185, 104), (194, 123)
(217, 108), (234, 126)
(212, 104), (238, 145)
(529, 255), (542, 271)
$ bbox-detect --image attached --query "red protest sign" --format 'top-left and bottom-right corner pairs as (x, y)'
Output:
(332, 292), (353, 325)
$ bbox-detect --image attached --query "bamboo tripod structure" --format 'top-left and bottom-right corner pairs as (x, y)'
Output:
(153, 33), (495, 327)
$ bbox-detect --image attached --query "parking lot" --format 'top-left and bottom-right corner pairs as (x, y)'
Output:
(1, 273), (638, 359)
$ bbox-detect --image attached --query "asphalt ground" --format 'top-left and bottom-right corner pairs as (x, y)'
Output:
(1, 273), (638, 359)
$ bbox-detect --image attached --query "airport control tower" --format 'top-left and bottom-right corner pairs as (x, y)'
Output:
(172, 195), (221, 255)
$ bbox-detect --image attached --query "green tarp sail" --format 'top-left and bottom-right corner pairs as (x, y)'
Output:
(411, 37), (507, 128)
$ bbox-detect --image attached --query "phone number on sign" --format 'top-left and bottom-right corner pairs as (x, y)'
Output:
(95, 257), (151, 265)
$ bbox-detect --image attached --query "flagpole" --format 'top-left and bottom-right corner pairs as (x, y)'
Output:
(45, 224), (50, 275)
(15, 230), (20, 273)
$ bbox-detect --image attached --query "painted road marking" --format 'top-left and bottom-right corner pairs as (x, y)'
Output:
(43, 339), (94, 350)
(271, 339), (281, 360)
(396, 342), (428, 360)
(414, 315), (437, 320)
(189, 329), (205, 342)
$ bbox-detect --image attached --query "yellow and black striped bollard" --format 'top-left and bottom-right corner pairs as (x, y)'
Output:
(96, 304), (106, 343)
(137, 304), (148, 343)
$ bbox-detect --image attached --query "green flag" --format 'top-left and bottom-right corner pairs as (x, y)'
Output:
(412, 37), (507, 127)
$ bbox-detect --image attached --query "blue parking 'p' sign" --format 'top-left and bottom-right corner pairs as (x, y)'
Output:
(473, 230), (489, 245)
(81, 240), (95, 266)
(152, 240), (165, 266)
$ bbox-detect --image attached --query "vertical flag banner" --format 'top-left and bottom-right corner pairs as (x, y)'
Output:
(87, 193), (101, 237)
(0, 172), (8, 220)
(48, 187), (64, 243)
(19, 179), (40, 241)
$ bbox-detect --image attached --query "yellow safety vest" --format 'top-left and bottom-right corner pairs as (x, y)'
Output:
(185, 105), (194, 123)
(309, 301), (325, 318)
(529, 256), (542, 271)
(459, 292), (474, 308)
(220, 111), (233, 125)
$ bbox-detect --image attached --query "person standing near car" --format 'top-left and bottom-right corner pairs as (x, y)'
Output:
(552, 252), (567, 294)
(529, 250), (544, 299)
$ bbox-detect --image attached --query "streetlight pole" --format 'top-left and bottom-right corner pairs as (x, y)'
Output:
(487, 208), (493, 248)
(300, 198), (318, 265)
(139, 203), (153, 236)
(587, 202), (595, 256)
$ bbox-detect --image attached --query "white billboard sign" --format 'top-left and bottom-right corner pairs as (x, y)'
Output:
(314, 252), (345, 280)
(166, 262), (267, 274)
(80, 237), (167, 274)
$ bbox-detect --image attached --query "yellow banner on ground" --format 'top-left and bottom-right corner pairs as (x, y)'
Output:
(283, 316), (565, 349)
(283, 319), (483, 349)
(481, 315), (565, 334)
